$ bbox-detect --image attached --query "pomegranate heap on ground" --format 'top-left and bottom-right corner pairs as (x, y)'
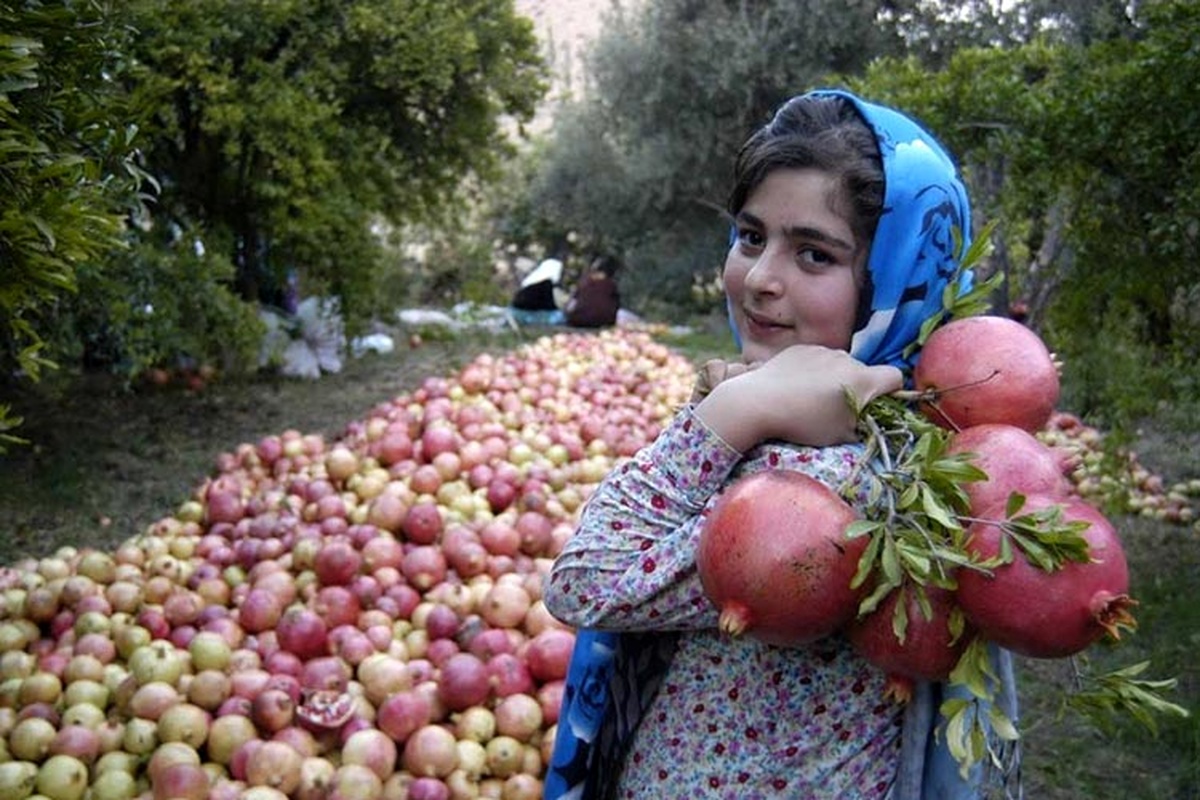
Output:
(0, 329), (695, 800)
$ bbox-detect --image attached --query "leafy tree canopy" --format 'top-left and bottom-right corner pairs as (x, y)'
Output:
(849, 0), (1200, 424)
(0, 0), (145, 446)
(125, 0), (548, 318)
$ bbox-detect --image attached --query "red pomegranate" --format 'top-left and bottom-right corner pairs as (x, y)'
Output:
(697, 470), (865, 647)
(955, 494), (1136, 658)
(913, 315), (1060, 433)
(946, 423), (1073, 515)
(848, 583), (972, 687)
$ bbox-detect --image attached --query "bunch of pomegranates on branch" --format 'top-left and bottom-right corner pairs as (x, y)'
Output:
(698, 316), (1151, 735)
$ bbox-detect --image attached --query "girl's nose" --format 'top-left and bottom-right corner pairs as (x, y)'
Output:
(743, 249), (785, 296)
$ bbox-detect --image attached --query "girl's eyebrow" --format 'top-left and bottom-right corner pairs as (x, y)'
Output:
(735, 210), (854, 254)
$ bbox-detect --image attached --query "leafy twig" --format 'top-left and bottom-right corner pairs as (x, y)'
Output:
(940, 638), (1020, 778)
(903, 219), (1003, 362)
(841, 394), (986, 616)
(963, 494), (1094, 573)
(1062, 657), (1191, 735)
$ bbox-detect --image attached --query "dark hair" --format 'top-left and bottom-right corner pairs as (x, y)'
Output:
(727, 94), (884, 251)
(590, 255), (621, 278)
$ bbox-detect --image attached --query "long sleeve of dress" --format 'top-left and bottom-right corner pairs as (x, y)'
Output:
(544, 405), (864, 632)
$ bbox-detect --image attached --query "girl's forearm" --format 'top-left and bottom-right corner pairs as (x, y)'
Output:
(542, 408), (742, 630)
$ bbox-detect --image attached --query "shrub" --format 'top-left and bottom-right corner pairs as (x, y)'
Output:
(55, 226), (264, 382)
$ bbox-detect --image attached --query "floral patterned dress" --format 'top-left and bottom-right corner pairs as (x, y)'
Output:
(544, 407), (903, 798)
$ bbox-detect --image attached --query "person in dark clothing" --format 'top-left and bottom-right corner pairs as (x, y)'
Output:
(565, 256), (622, 328)
(512, 258), (564, 311)
(510, 258), (567, 325)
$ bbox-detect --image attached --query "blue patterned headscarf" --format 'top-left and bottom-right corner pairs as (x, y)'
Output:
(545, 89), (1017, 800)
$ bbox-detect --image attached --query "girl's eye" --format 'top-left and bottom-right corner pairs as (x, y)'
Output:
(735, 227), (764, 249)
(799, 247), (835, 267)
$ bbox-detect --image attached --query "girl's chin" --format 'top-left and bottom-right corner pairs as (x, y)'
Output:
(739, 341), (787, 364)
(740, 336), (851, 364)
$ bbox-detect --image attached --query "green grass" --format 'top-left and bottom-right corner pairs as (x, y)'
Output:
(1018, 515), (1200, 800)
(0, 323), (1196, 797)
(0, 328), (511, 560)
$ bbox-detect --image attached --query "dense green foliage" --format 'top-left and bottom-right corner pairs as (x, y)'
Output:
(0, 1), (144, 444)
(59, 226), (266, 378)
(3, 0), (1196, 439)
(1, 0), (546, 423)
(504, 0), (1125, 319)
(124, 0), (547, 321)
(503, 0), (901, 320)
(846, 0), (1200, 428)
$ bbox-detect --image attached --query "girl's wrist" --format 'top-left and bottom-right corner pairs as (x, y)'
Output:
(692, 378), (764, 453)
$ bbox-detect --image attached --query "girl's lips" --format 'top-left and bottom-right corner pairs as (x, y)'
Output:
(742, 309), (791, 336)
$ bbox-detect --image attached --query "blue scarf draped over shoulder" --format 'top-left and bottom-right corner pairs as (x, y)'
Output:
(545, 89), (1020, 800)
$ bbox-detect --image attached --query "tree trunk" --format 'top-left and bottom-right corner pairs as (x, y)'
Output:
(1024, 198), (1073, 334)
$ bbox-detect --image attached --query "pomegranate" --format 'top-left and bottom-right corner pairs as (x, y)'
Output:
(376, 690), (434, 743)
(437, 652), (491, 711)
(946, 423), (1073, 514)
(37, 754), (90, 800)
(913, 315), (1060, 432)
(245, 740), (303, 794)
(152, 762), (210, 800)
(402, 724), (459, 778)
(955, 494), (1136, 658)
(697, 470), (866, 646)
(341, 728), (398, 781)
(295, 690), (356, 731)
(493, 693), (544, 742)
(523, 628), (574, 683)
(847, 583), (973, 689)
(251, 688), (296, 733)
(276, 607), (330, 660)
(313, 540), (362, 586)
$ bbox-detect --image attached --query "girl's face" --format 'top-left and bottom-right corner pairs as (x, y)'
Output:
(724, 168), (867, 364)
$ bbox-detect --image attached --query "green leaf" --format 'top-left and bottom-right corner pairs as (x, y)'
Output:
(28, 215), (57, 251)
(997, 532), (1014, 565)
(932, 458), (989, 484)
(858, 578), (898, 617)
(920, 485), (959, 530)
(845, 520), (885, 540)
(897, 542), (932, 581)
(880, 535), (902, 585)
(890, 586), (910, 644)
(1065, 660), (1191, 736)
(851, 530), (883, 590)
(1004, 492), (1027, 518)
(941, 701), (977, 778)
(987, 705), (1020, 742)
(948, 637), (995, 700)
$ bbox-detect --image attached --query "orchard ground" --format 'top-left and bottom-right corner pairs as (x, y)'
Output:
(1, 321), (1196, 799)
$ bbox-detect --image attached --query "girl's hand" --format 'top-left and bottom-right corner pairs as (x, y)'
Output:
(695, 345), (902, 451)
(690, 358), (756, 403)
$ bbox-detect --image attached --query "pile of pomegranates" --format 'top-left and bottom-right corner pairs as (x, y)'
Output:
(0, 328), (694, 800)
(1038, 411), (1198, 527)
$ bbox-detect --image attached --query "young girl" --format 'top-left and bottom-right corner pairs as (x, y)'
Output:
(542, 90), (1018, 799)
